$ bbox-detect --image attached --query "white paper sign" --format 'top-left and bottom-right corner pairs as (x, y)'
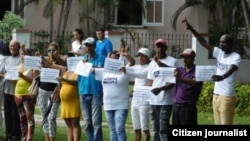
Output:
(5, 66), (19, 80)
(133, 86), (152, 102)
(160, 67), (176, 83)
(40, 68), (60, 83)
(195, 65), (217, 81)
(104, 58), (124, 72)
(74, 61), (93, 77)
(24, 56), (42, 70)
(67, 56), (83, 71)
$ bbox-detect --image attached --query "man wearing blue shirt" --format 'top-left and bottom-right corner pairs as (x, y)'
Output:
(95, 28), (113, 58)
(78, 37), (105, 141)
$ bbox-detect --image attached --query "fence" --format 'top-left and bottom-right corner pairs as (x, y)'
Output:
(29, 30), (192, 58)
(30, 30), (73, 55)
(121, 32), (192, 58)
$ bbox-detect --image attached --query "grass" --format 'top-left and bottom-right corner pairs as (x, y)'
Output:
(17, 105), (248, 141)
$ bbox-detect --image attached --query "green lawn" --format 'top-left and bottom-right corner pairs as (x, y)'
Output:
(6, 106), (245, 141)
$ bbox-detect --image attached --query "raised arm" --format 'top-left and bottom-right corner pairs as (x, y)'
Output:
(119, 46), (135, 66)
(182, 18), (214, 54)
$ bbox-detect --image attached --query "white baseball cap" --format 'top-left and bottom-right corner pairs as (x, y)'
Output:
(137, 48), (151, 58)
(83, 37), (95, 45)
(181, 48), (196, 57)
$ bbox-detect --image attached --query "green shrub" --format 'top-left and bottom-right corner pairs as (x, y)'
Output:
(0, 11), (24, 55)
(197, 82), (214, 113)
(0, 11), (24, 43)
(197, 82), (250, 116)
(235, 82), (250, 116)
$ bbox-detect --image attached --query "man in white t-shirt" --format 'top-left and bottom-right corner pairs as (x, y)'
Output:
(146, 38), (178, 141)
(183, 18), (241, 125)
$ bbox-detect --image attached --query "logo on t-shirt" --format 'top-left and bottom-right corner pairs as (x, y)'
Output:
(103, 77), (117, 84)
(217, 62), (228, 71)
(153, 70), (160, 78)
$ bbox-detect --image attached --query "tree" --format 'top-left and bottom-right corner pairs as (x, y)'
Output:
(171, 0), (203, 31)
(171, 0), (249, 58)
(0, 11), (24, 55)
(241, 0), (250, 44)
(0, 11), (24, 43)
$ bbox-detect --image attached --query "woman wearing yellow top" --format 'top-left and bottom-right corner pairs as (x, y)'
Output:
(57, 54), (81, 141)
(14, 45), (39, 141)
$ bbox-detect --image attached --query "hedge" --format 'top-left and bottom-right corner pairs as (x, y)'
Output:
(197, 82), (250, 116)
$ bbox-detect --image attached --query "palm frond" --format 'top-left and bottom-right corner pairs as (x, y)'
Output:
(43, 0), (59, 18)
(23, 0), (40, 6)
(171, 0), (203, 31)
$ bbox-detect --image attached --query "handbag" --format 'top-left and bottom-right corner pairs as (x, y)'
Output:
(28, 76), (40, 96)
(51, 84), (61, 103)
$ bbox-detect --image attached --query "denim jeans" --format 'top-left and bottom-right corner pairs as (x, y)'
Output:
(105, 109), (128, 141)
(150, 105), (172, 141)
(80, 94), (103, 141)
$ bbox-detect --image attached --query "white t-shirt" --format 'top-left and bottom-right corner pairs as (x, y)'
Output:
(71, 40), (82, 53)
(147, 56), (178, 105)
(95, 69), (130, 110)
(213, 47), (241, 96)
(126, 64), (149, 105)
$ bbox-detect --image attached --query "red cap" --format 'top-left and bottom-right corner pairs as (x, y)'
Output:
(154, 38), (167, 46)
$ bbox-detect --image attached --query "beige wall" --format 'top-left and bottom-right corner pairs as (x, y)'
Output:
(24, 0), (80, 32)
(22, 0), (208, 35)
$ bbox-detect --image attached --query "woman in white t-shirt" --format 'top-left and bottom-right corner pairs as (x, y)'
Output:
(68, 28), (85, 56)
(121, 47), (151, 141)
(94, 50), (135, 141)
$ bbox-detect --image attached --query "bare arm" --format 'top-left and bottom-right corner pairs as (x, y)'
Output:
(123, 53), (135, 66)
(182, 18), (214, 54)
(173, 68), (197, 86)
(19, 69), (40, 83)
(58, 76), (78, 85)
(212, 64), (238, 81)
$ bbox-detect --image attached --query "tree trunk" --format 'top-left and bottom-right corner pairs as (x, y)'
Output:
(50, 0), (54, 43)
(241, 0), (250, 44)
(86, 0), (90, 36)
(57, 0), (66, 37)
(61, 0), (72, 37)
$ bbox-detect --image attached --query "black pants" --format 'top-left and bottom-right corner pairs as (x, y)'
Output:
(172, 103), (197, 125)
(4, 94), (21, 140)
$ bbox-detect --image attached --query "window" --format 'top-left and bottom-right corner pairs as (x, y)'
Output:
(108, 0), (164, 27)
(144, 0), (164, 26)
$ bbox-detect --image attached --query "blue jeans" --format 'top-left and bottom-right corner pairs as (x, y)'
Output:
(105, 109), (128, 141)
(80, 94), (103, 141)
(150, 105), (172, 141)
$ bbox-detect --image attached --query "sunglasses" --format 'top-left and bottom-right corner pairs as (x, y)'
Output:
(47, 49), (56, 53)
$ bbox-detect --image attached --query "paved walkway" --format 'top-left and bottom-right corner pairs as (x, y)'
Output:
(34, 114), (133, 128)
(34, 114), (68, 127)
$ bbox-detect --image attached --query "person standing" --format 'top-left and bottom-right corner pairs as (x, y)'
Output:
(94, 50), (135, 141)
(95, 28), (113, 57)
(57, 53), (81, 141)
(78, 37), (105, 141)
(2, 40), (22, 141)
(15, 46), (40, 141)
(146, 38), (178, 141)
(183, 18), (241, 125)
(122, 47), (151, 141)
(0, 41), (6, 140)
(68, 28), (85, 56)
(172, 48), (203, 125)
(37, 42), (65, 141)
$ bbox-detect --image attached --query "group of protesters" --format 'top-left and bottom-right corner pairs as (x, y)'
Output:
(0, 17), (241, 141)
